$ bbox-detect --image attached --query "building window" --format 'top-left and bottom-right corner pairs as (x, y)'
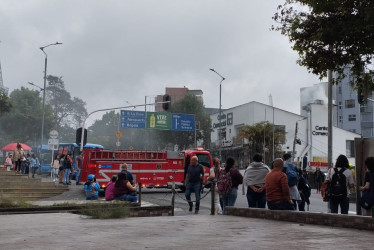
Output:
(338, 86), (342, 94)
(348, 114), (356, 121)
(339, 101), (342, 110)
(339, 116), (343, 123)
(346, 140), (355, 157)
(345, 99), (355, 108)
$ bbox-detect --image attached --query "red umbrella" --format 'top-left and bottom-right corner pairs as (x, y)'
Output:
(1, 143), (32, 151)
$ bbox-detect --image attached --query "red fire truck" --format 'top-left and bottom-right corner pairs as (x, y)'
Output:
(80, 148), (213, 190)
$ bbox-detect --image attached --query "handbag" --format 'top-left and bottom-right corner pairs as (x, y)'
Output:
(360, 173), (374, 210)
(204, 180), (214, 189)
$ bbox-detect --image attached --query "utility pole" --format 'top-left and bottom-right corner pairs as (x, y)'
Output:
(292, 122), (298, 161)
(328, 69), (333, 169)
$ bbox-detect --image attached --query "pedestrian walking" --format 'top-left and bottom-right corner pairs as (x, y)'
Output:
(3, 153), (13, 171)
(315, 167), (325, 193)
(206, 157), (222, 215)
(184, 156), (205, 214)
(217, 157), (243, 215)
(75, 151), (83, 185)
(63, 154), (73, 185)
(13, 143), (24, 175)
(58, 154), (65, 184)
(30, 153), (40, 178)
(283, 153), (301, 210)
(243, 153), (270, 208)
(297, 169), (311, 211)
(25, 153), (31, 175)
(359, 157), (374, 216)
(51, 155), (60, 182)
(326, 154), (354, 214)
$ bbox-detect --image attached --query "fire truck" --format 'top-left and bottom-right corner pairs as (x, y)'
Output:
(80, 148), (213, 191)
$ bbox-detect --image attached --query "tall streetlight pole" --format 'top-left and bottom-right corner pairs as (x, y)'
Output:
(39, 42), (62, 149)
(210, 68), (225, 160)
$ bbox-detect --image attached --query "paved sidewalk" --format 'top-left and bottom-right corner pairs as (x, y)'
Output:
(0, 213), (372, 250)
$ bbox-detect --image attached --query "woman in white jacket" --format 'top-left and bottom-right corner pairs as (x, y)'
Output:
(51, 155), (60, 182)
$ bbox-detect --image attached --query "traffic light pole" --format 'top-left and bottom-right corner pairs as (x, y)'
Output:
(79, 101), (170, 151)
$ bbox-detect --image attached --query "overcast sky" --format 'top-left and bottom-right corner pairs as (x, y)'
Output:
(0, 0), (322, 125)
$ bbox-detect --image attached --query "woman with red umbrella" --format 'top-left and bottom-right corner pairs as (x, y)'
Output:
(13, 143), (24, 175)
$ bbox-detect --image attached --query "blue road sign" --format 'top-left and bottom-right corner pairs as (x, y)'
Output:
(171, 113), (195, 131)
(120, 110), (146, 129)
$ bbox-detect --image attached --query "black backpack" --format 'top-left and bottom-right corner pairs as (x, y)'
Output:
(328, 168), (347, 198)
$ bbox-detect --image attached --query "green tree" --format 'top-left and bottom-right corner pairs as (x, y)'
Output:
(45, 75), (88, 132)
(156, 94), (212, 150)
(238, 121), (285, 163)
(273, 0), (374, 92)
(0, 90), (12, 117)
(0, 87), (54, 145)
(88, 111), (119, 149)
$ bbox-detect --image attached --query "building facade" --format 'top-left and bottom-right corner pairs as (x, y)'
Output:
(210, 101), (359, 171)
(155, 87), (203, 111)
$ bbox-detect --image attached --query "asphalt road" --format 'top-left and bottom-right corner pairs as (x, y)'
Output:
(140, 185), (358, 216)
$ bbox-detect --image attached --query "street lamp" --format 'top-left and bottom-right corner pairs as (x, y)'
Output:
(40, 42), (62, 148)
(28, 82), (44, 92)
(210, 68), (225, 160)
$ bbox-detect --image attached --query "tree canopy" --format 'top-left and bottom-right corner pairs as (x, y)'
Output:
(0, 87), (54, 145)
(46, 75), (87, 130)
(0, 90), (12, 117)
(238, 121), (285, 163)
(273, 0), (374, 91)
(156, 94), (212, 150)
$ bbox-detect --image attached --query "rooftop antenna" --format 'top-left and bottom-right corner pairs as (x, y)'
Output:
(269, 94), (273, 107)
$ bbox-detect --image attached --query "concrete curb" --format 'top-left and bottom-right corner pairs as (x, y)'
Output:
(226, 206), (374, 231)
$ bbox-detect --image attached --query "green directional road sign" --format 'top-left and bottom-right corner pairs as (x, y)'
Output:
(146, 112), (171, 130)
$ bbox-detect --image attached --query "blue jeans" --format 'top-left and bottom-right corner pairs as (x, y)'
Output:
(75, 168), (81, 184)
(114, 194), (138, 202)
(221, 187), (238, 215)
(185, 182), (201, 211)
(267, 200), (295, 210)
(63, 169), (71, 184)
(246, 187), (266, 208)
(330, 196), (349, 214)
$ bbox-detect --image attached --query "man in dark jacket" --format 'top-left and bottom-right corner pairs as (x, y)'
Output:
(184, 156), (205, 214)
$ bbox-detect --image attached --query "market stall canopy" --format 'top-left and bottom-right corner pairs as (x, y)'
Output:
(1, 143), (32, 151)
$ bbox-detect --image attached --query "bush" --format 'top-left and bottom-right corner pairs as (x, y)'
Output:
(0, 195), (31, 208)
(79, 204), (130, 219)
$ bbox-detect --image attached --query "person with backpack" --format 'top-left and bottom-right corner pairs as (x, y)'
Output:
(184, 156), (205, 214)
(30, 153), (40, 178)
(359, 157), (374, 216)
(283, 153), (301, 210)
(243, 153), (270, 208)
(297, 169), (311, 211)
(217, 157), (243, 215)
(265, 158), (294, 210)
(326, 154), (354, 214)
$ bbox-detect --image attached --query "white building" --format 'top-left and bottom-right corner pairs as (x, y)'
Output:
(210, 100), (359, 171)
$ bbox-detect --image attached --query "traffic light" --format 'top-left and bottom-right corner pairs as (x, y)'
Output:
(162, 94), (171, 111)
(76, 127), (87, 146)
(357, 88), (366, 105)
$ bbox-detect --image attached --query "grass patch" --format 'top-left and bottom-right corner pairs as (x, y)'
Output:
(0, 195), (32, 208)
(79, 204), (130, 219)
